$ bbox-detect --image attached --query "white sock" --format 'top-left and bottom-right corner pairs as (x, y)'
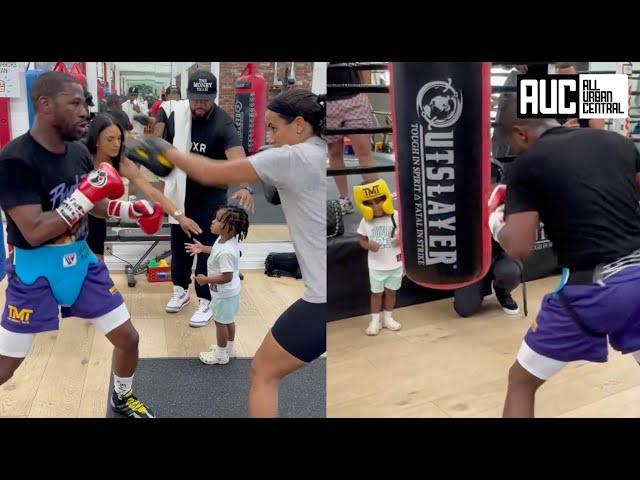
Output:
(383, 310), (393, 320)
(215, 345), (228, 355)
(371, 313), (380, 323)
(114, 374), (134, 398)
(227, 341), (235, 351)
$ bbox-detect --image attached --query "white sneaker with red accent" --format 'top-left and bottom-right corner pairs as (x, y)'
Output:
(165, 285), (191, 313)
(188, 298), (213, 327)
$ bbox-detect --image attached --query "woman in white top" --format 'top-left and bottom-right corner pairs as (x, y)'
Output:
(127, 89), (327, 418)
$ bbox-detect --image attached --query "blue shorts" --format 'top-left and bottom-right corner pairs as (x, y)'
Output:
(210, 295), (240, 325)
(2, 259), (125, 334)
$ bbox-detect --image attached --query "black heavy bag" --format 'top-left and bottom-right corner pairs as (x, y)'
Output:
(265, 252), (302, 279)
(389, 62), (491, 289)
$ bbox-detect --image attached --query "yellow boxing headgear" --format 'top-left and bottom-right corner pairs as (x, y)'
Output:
(353, 179), (395, 221)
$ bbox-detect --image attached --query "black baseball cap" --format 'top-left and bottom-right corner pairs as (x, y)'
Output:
(187, 70), (217, 100)
(128, 87), (139, 94)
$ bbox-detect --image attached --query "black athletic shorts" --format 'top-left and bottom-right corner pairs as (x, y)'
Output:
(271, 299), (326, 363)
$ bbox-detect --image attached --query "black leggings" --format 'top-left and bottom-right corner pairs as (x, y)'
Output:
(271, 299), (326, 363)
(170, 216), (218, 301)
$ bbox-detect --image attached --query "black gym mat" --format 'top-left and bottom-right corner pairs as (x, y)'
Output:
(106, 357), (325, 418)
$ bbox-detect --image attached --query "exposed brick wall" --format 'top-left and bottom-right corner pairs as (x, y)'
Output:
(218, 62), (313, 116)
(176, 62), (313, 117)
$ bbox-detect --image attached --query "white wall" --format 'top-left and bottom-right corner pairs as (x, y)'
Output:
(211, 62), (220, 83)
(85, 62), (98, 113)
(311, 62), (327, 95)
(9, 62), (29, 138)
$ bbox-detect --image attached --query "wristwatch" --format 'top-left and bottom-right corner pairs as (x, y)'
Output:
(173, 209), (184, 218)
(239, 186), (254, 195)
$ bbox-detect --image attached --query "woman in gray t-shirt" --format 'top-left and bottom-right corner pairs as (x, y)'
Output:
(127, 89), (327, 417)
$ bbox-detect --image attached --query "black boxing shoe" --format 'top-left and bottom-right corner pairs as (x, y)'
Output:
(492, 283), (520, 315)
(111, 389), (156, 418)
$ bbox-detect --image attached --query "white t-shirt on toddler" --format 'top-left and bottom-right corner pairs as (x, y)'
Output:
(207, 236), (241, 299)
(356, 211), (402, 271)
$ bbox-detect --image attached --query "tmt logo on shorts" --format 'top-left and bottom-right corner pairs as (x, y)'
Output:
(7, 305), (34, 324)
(63, 253), (77, 267)
(517, 74), (629, 119)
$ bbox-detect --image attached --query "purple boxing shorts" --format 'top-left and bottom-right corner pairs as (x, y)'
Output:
(2, 259), (125, 334)
(525, 265), (640, 363)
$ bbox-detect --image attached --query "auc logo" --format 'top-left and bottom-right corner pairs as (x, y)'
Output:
(517, 74), (628, 119)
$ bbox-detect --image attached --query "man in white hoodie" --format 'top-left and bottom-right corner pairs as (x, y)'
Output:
(121, 87), (149, 135)
(160, 71), (254, 327)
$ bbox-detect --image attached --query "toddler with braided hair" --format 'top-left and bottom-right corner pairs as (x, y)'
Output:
(185, 205), (250, 364)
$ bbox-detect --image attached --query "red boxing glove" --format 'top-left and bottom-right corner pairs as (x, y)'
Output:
(56, 162), (124, 227)
(108, 199), (164, 234)
(488, 184), (507, 242)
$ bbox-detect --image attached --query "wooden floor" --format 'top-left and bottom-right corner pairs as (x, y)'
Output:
(328, 275), (640, 418)
(0, 270), (304, 418)
(244, 224), (290, 243)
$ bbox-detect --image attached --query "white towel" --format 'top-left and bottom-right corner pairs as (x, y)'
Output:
(161, 100), (191, 224)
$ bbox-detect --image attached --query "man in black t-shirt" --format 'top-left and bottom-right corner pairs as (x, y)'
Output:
(326, 62), (378, 215)
(106, 94), (132, 133)
(0, 72), (157, 418)
(158, 70), (252, 328)
(489, 94), (640, 417)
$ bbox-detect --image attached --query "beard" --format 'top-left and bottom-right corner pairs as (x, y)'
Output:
(59, 126), (81, 142)
(53, 114), (82, 141)
(191, 105), (213, 119)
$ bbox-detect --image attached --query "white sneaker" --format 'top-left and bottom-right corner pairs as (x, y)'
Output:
(165, 285), (191, 313)
(365, 318), (382, 336)
(199, 347), (230, 365)
(188, 299), (213, 327)
(383, 316), (402, 331)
